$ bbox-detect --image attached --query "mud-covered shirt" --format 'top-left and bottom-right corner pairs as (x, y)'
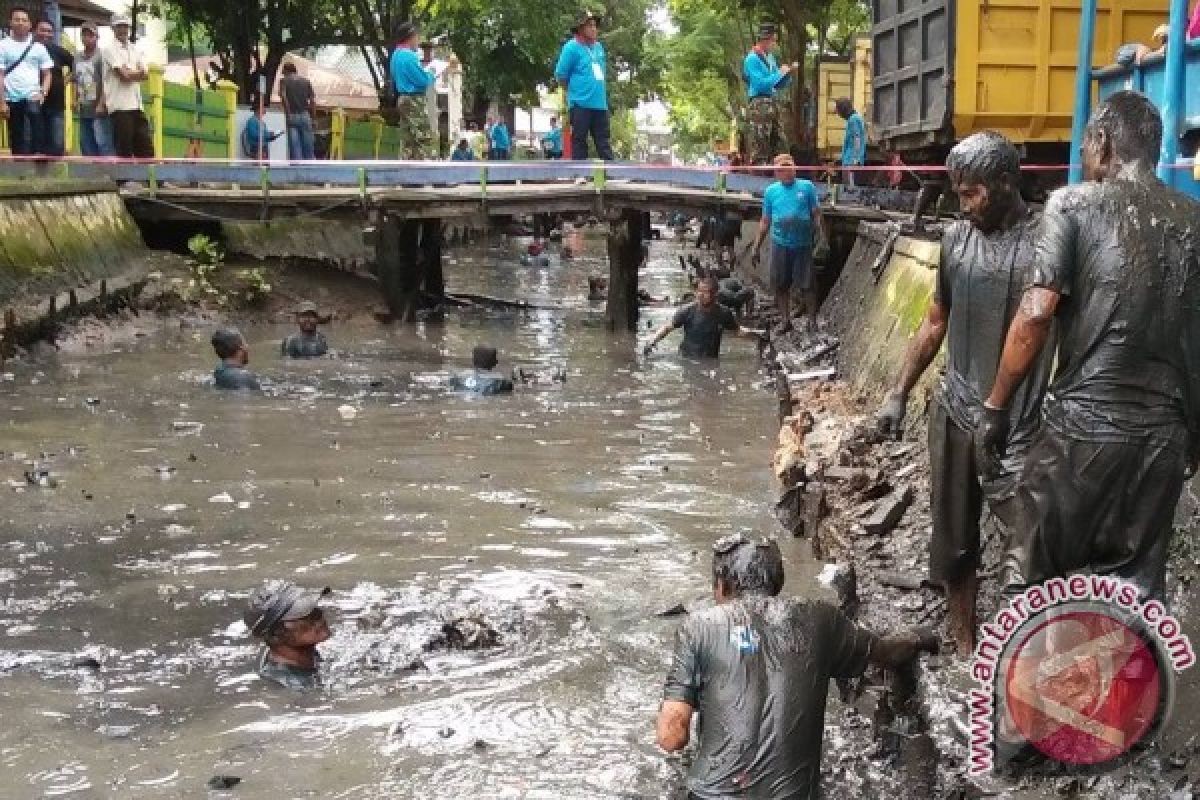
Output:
(257, 648), (320, 690)
(1029, 177), (1200, 448)
(213, 363), (261, 390)
(450, 370), (514, 396)
(281, 332), (328, 358)
(934, 211), (1054, 463)
(664, 597), (876, 799)
(672, 302), (738, 359)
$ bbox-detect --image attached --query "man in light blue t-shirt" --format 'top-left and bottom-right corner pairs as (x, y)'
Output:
(0, 6), (53, 156)
(836, 97), (867, 187)
(488, 118), (511, 160)
(752, 154), (825, 333)
(553, 10), (613, 161)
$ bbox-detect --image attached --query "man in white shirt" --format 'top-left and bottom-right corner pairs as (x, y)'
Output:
(101, 13), (153, 159)
(0, 5), (53, 155)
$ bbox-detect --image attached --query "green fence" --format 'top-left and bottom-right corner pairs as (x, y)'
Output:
(344, 118), (378, 160)
(157, 79), (233, 159)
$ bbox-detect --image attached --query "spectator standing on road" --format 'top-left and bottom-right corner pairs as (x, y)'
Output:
(742, 23), (795, 166)
(74, 22), (113, 157)
(278, 62), (316, 161)
(389, 21), (436, 160)
(242, 106), (282, 160)
(554, 10), (613, 161)
(0, 6), (53, 157)
(102, 14), (153, 160)
(836, 98), (866, 187)
(489, 116), (511, 160)
(33, 18), (71, 157)
(542, 115), (563, 159)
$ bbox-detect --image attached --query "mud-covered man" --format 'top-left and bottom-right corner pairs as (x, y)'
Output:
(656, 534), (937, 799)
(281, 301), (329, 358)
(978, 91), (1200, 599)
(244, 581), (332, 690)
(875, 132), (1052, 656)
(643, 276), (764, 360)
(451, 345), (514, 396)
(211, 328), (261, 390)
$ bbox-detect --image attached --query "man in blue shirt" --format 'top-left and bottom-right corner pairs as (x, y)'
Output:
(0, 6), (53, 156)
(742, 23), (796, 166)
(389, 21), (436, 159)
(450, 137), (474, 161)
(488, 117), (511, 160)
(554, 10), (614, 161)
(242, 107), (282, 160)
(541, 115), (563, 159)
(752, 154), (825, 333)
(836, 98), (867, 187)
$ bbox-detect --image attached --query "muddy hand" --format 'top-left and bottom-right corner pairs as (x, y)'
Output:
(974, 404), (1009, 482)
(876, 392), (906, 440)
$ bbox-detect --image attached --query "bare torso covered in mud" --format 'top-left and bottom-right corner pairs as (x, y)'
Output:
(664, 597), (875, 799)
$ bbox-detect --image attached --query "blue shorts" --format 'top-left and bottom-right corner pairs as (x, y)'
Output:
(769, 245), (813, 292)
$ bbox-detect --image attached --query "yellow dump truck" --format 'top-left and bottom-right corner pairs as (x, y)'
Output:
(872, 0), (1168, 166)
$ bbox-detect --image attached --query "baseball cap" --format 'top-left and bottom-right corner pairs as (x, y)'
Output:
(111, 14), (132, 27)
(243, 581), (331, 637)
(294, 300), (321, 316)
(81, 21), (98, 33)
(773, 153), (796, 167)
(572, 10), (599, 32)
(757, 23), (777, 39)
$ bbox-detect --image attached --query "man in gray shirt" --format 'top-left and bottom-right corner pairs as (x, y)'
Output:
(278, 62), (316, 161)
(657, 534), (937, 799)
(73, 22), (112, 156)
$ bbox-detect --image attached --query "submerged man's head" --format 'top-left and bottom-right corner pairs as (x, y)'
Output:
(695, 275), (719, 309)
(945, 131), (1022, 233)
(211, 327), (249, 366)
(244, 581), (332, 650)
(711, 533), (785, 602)
(472, 345), (499, 371)
(1082, 90), (1162, 182)
(294, 301), (322, 334)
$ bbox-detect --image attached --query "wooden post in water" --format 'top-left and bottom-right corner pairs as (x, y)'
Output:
(376, 213), (422, 323)
(606, 208), (645, 332)
(419, 219), (445, 302)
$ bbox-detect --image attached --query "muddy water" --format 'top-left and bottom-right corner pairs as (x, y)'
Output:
(0, 233), (812, 798)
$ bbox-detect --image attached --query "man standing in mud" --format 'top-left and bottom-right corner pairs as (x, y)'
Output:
(876, 131), (1053, 656)
(281, 301), (329, 358)
(742, 24), (796, 166)
(244, 581), (332, 690)
(656, 534), (937, 798)
(977, 91), (1200, 599)
(643, 276), (765, 359)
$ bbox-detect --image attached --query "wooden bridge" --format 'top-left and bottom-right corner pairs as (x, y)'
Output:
(0, 160), (910, 330)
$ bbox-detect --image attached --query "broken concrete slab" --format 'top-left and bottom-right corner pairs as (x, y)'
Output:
(862, 485), (915, 535)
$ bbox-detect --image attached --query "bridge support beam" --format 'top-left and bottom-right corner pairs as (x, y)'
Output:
(376, 214), (445, 323)
(606, 209), (648, 333)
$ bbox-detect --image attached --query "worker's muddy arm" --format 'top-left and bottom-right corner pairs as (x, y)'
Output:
(656, 699), (694, 752)
(752, 215), (771, 263)
(644, 321), (677, 354)
(892, 300), (948, 397)
(868, 628), (939, 669)
(985, 287), (1059, 410)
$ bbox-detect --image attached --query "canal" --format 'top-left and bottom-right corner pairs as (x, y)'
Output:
(0, 230), (815, 797)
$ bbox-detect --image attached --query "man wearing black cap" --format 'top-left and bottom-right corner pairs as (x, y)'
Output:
(554, 10), (614, 161)
(743, 23), (797, 166)
(389, 21), (436, 159)
(244, 581), (332, 690)
(656, 533), (938, 798)
(281, 301), (329, 358)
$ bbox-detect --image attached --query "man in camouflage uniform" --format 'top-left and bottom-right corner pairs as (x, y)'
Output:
(389, 21), (436, 159)
(742, 23), (796, 165)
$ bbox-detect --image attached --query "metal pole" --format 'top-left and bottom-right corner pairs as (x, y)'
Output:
(1157, 0), (1188, 187)
(1069, 0), (1099, 184)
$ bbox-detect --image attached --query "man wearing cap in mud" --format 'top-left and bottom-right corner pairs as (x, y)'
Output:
(281, 301), (329, 358)
(389, 21), (436, 159)
(211, 328), (261, 390)
(875, 131), (1053, 657)
(244, 581), (332, 690)
(656, 534), (937, 798)
(977, 91), (1200, 600)
(742, 23), (797, 166)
